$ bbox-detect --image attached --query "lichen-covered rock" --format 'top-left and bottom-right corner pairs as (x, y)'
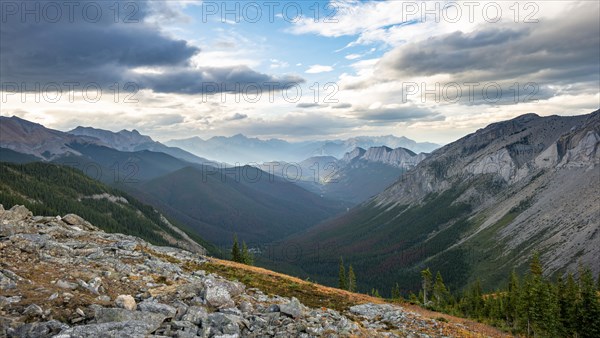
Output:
(115, 295), (136, 311)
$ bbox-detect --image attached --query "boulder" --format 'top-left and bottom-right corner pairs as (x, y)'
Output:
(115, 295), (136, 311)
(8, 205), (32, 221)
(12, 320), (69, 338)
(23, 304), (43, 318)
(203, 284), (234, 309)
(93, 307), (166, 324)
(53, 320), (161, 338)
(181, 306), (208, 325)
(279, 297), (304, 319)
(137, 300), (177, 318)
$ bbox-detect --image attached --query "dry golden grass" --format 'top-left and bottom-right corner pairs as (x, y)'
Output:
(202, 258), (514, 338)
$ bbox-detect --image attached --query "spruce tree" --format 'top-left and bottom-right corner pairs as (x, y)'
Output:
(577, 267), (600, 337)
(338, 257), (347, 290)
(469, 279), (484, 318)
(391, 283), (401, 300)
(421, 268), (433, 304)
(433, 271), (450, 308)
(559, 273), (579, 336)
(241, 241), (253, 265)
(231, 234), (241, 262)
(408, 291), (419, 304)
(347, 265), (356, 292)
(506, 270), (520, 328)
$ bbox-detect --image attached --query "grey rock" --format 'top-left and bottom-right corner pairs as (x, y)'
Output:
(206, 313), (242, 336)
(78, 277), (102, 295)
(137, 301), (177, 318)
(115, 295), (136, 310)
(93, 307), (167, 325)
(12, 320), (69, 338)
(8, 205), (32, 220)
(56, 280), (78, 290)
(181, 306), (208, 325)
(23, 304), (43, 317)
(239, 301), (253, 314)
(267, 304), (280, 313)
(279, 297), (304, 319)
(203, 284), (234, 309)
(53, 320), (161, 338)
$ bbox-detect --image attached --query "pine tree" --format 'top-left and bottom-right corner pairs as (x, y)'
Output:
(433, 271), (450, 308)
(347, 265), (356, 292)
(408, 291), (419, 304)
(421, 268), (433, 304)
(338, 257), (347, 290)
(577, 267), (600, 337)
(558, 273), (579, 336)
(391, 283), (401, 300)
(506, 270), (520, 328)
(231, 234), (241, 263)
(468, 279), (484, 318)
(241, 241), (253, 265)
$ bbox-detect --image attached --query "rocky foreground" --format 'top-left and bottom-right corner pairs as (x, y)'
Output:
(0, 205), (502, 337)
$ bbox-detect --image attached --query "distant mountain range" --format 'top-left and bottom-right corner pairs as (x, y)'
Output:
(272, 110), (600, 293)
(261, 146), (428, 204)
(166, 134), (439, 164)
(0, 116), (348, 245)
(69, 126), (216, 166)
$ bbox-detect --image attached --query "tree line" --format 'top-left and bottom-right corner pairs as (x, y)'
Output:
(397, 253), (600, 337)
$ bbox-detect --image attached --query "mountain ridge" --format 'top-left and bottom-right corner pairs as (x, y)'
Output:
(271, 110), (600, 293)
(166, 134), (439, 164)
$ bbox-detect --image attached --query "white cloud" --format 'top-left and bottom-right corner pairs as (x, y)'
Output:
(270, 59), (290, 69)
(306, 65), (334, 74)
(345, 54), (362, 60)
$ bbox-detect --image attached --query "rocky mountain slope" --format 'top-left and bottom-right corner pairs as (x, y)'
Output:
(0, 205), (508, 337)
(0, 117), (209, 182)
(0, 117), (98, 160)
(341, 146), (427, 169)
(275, 110), (600, 293)
(0, 117), (211, 167)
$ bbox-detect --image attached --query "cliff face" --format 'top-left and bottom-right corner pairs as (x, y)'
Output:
(0, 205), (501, 337)
(378, 111), (600, 276)
(341, 146), (424, 169)
(279, 110), (600, 292)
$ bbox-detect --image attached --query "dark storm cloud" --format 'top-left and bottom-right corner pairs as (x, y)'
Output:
(296, 103), (326, 109)
(374, 4), (599, 90)
(224, 113), (248, 121)
(332, 103), (352, 109)
(351, 106), (440, 122)
(135, 67), (304, 94)
(0, 0), (303, 94)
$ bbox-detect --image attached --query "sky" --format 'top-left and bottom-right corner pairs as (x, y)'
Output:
(1, 0), (599, 144)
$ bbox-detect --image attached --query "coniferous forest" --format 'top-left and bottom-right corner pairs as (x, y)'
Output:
(397, 253), (600, 337)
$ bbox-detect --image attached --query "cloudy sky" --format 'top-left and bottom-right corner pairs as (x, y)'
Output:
(1, 0), (598, 144)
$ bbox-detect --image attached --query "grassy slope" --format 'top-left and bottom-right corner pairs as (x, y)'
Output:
(198, 258), (512, 338)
